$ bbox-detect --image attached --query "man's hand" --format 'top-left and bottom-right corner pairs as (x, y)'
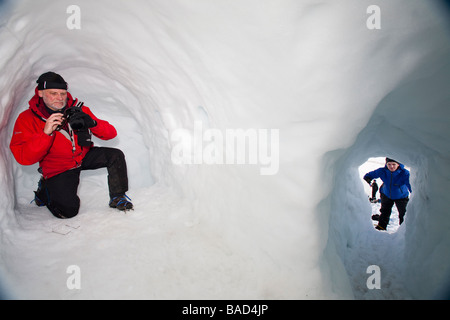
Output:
(364, 176), (372, 185)
(44, 113), (64, 135)
(70, 112), (97, 128)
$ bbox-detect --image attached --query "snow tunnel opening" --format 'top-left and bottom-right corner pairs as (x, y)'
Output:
(325, 148), (423, 299)
(323, 23), (450, 296)
(324, 67), (448, 298)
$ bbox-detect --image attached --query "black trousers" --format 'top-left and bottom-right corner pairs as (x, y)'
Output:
(378, 193), (409, 229)
(38, 147), (128, 219)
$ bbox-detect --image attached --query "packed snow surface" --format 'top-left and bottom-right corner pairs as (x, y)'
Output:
(1, 0), (450, 299)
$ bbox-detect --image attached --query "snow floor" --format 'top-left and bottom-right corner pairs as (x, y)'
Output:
(4, 179), (276, 299)
(341, 199), (410, 299)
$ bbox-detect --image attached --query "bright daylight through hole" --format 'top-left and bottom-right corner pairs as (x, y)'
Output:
(359, 157), (412, 234)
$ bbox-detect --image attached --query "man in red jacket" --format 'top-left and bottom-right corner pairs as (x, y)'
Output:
(10, 71), (133, 218)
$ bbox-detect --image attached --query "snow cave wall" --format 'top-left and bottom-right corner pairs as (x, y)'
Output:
(1, 0), (450, 299)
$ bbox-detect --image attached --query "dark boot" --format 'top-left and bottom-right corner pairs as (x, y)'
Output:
(109, 194), (133, 211)
(33, 177), (48, 207)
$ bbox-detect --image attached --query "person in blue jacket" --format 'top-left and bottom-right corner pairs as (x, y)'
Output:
(363, 158), (412, 231)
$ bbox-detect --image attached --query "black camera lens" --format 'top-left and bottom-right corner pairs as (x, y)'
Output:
(69, 117), (85, 130)
(64, 106), (85, 130)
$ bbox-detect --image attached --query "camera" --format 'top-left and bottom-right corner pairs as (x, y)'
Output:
(57, 101), (93, 147)
(64, 105), (85, 130)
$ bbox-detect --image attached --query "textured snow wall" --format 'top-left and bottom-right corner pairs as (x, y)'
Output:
(1, 0), (449, 299)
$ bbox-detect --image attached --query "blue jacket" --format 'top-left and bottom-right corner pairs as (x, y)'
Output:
(364, 163), (412, 200)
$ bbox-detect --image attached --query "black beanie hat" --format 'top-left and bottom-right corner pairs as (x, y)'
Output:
(36, 72), (68, 90)
(386, 157), (399, 164)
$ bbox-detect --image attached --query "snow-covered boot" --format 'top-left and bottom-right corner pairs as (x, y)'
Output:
(109, 194), (133, 211)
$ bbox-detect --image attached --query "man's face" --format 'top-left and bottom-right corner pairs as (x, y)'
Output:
(386, 162), (399, 172)
(38, 89), (67, 111)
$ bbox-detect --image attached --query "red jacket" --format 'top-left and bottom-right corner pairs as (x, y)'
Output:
(10, 88), (117, 179)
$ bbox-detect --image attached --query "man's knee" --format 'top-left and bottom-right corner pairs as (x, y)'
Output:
(47, 202), (79, 219)
(109, 148), (125, 162)
(100, 147), (123, 158)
